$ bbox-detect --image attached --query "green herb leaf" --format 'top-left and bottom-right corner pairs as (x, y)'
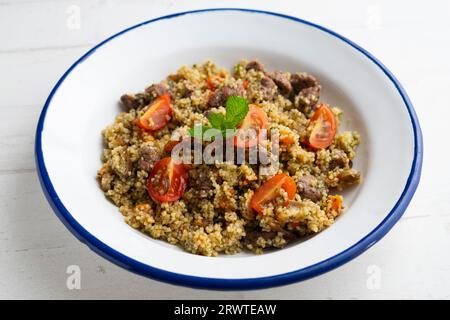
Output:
(224, 96), (249, 128)
(187, 96), (249, 141)
(207, 112), (225, 129)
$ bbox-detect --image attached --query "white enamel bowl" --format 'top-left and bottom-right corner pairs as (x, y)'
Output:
(35, 9), (423, 289)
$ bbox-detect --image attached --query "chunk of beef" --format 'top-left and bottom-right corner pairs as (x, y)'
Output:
(145, 83), (169, 100)
(291, 73), (321, 114)
(245, 60), (265, 72)
(269, 71), (292, 95)
(296, 174), (324, 202)
(290, 73), (319, 94)
(260, 76), (277, 101)
(188, 166), (215, 198)
(137, 145), (161, 172)
(120, 93), (140, 111)
(180, 87), (193, 99)
(337, 169), (361, 186)
(329, 149), (349, 170)
(208, 86), (244, 107)
(120, 84), (168, 111)
(295, 86), (321, 114)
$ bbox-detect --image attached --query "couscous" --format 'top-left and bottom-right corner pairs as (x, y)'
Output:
(97, 60), (361, 256)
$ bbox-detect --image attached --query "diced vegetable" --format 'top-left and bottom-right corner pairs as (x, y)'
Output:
(147, 157), (187, 202)
(250, 173), (296, 214)
(135, 94), (172, 131)
(308, 103), (336, 149)
(234, 104), (268, 148)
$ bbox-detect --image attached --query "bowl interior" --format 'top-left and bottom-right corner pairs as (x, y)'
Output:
(39, 10), (415, 279)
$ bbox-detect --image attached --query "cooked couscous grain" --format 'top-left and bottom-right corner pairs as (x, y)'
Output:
(97, 60), (361, 256)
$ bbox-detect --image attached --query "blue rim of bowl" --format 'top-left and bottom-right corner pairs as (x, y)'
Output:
(35, 8), (423, 290)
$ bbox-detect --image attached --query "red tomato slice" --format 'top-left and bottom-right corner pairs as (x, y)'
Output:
(308, 103), (336, 149)
(147, 157), (187, 202)
(234, 105), (268, 148)
(163, 139), (181, 153)
(250, 173), (296, 214)
(136, 94), (172, 131)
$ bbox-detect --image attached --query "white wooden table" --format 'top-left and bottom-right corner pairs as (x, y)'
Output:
(1, 0), (449, 299)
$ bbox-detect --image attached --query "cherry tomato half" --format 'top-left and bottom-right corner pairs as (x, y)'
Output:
(308, 103), (336, 149)
(136, 94), (172, 131)
(163, 139), (181, 153)
(250, 173), (297, 214)
(147, 157), (187, 202)
(234, 105), (269, 148)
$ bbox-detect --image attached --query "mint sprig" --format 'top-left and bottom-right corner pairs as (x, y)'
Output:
(188, 96), (249, 140)
(224, 96), (249, 128)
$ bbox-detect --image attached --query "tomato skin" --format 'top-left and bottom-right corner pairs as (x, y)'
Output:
(136, 94), (172, 131)
(147, 157), (187, 202)
(206, 76), (218, 91)
(164, 139), (181, 153)
(250, 173), (297, 214)
(308, 103), (336, 149)
(206, 73), (226, 91)
(234, 105), (269, 148)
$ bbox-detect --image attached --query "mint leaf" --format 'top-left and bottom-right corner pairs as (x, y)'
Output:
(187, 96), (249, 141)
(207, 112), (225, 129)
(225, 96), (249, 128)
(225, 96), (248, 119)
(187, 127), (196, 137)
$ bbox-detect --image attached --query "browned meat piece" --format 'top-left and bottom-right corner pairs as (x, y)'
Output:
(208, 86), (244, 107)
(260, 76), (277, 101)
(137, 145), (161, 172)
(180, 87), (193, 99)
(291, 73), (321, 114)
(245, 60), (265, 72)
(290, 73), (319, 94)
(296, 174), (325, 202)
(120, 93), (140, 111)
(295, 87), (321, 114)
(145, 83), (169, 100)
(188, 166), (215, 198)
(338, 169), (361, 185)
(329, 149), (349, 170)
(243, 229), (297, 248)
(268, 71), (292, 95)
